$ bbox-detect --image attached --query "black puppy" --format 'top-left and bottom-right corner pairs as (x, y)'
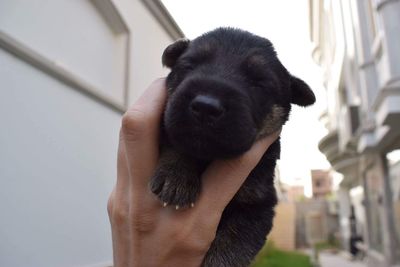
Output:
(150, 28), (315, 267)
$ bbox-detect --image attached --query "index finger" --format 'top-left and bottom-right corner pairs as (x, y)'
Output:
(120, 78), (167, 194)
(197, 130), (281, 214)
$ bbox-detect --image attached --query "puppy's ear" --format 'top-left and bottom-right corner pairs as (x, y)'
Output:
(290, 76), (316, 107)
(162, 38), (190, 68)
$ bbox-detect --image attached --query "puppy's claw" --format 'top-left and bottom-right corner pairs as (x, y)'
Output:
(190, 203), (195, 208)
(175, 205), (180, 210)
(163, 202), (168, 207)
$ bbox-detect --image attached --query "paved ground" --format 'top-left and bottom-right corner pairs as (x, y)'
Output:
(319, 252), (366, 267)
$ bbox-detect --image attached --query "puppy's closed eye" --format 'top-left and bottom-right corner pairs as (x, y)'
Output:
(180, 50), (215, 67)
(242, 54), (270, 79)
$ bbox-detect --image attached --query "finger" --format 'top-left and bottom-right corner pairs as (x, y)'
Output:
(197, 130), (281, 214)
(120, 78), (167, 193)
(115, 131), (130, 198)
(108, 175), (131, 267)
(109, 190), (131, 267)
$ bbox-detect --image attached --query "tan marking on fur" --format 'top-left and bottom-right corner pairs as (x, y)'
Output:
(256, 105), (286, 139)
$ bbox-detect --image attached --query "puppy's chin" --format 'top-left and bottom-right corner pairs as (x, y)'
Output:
(165, 127), (257, 160)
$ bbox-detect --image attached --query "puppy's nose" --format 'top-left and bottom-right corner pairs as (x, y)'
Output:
(190, 95), (224, 121)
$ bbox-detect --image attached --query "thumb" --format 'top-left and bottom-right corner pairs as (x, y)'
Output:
(197, 130), (281, 214)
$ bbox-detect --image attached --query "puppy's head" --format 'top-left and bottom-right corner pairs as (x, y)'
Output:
(162, 28), (315, 160)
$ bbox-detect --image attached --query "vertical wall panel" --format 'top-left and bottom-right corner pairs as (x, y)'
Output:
(0, 47), (117, 267)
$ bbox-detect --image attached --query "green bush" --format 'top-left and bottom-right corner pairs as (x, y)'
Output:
(250, 242), (312, 267)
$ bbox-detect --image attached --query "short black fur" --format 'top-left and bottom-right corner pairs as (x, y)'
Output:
(151, 27), (315, 267)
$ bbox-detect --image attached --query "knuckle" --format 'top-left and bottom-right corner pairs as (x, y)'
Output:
(170, 221), (214, 254)
(199, 213), (220, 235)
(121, 110), (148, 141)
(224, 157), (247, 173)
(131, 212), (156, 233)
(182, 231), (213, 254)
(238, 153), (256, 167)
(112, 206), (129, 225)
(107, 196), (114, 217)
(109, 198), (130, 225)
(194, 211), (220, 240)
(228, 153), (256, 171)
(170, 224), (189, 241)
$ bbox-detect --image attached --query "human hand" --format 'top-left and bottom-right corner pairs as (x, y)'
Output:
(107, 78), (280, 267)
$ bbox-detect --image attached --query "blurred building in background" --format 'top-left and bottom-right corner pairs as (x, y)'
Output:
(310, 0), (400, 266)
(311, 169), (333, 199)
(285, 184), (306, 203)
(0, 1), (183, 266)
(270, 170), (339, 251)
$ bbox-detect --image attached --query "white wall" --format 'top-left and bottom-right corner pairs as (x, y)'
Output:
(0, 47), (118, 267)
(0, 0), (177, 266)
(0, 0), (127, 104)
(113, 0), (173, 104)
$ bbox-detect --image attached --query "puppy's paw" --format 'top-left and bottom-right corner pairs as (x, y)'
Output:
(150, 167), (201, 209)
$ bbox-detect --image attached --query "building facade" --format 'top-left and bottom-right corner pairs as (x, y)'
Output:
(311, 169), (333, 199)
(309, 0), (400, 266)
(285, 184), (306, 203)
(0, 1), (183, 266)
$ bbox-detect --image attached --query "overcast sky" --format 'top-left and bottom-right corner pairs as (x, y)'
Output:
(161, 0), (331, 196)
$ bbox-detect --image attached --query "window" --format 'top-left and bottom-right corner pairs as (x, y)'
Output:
(315, 179), (323, 188)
